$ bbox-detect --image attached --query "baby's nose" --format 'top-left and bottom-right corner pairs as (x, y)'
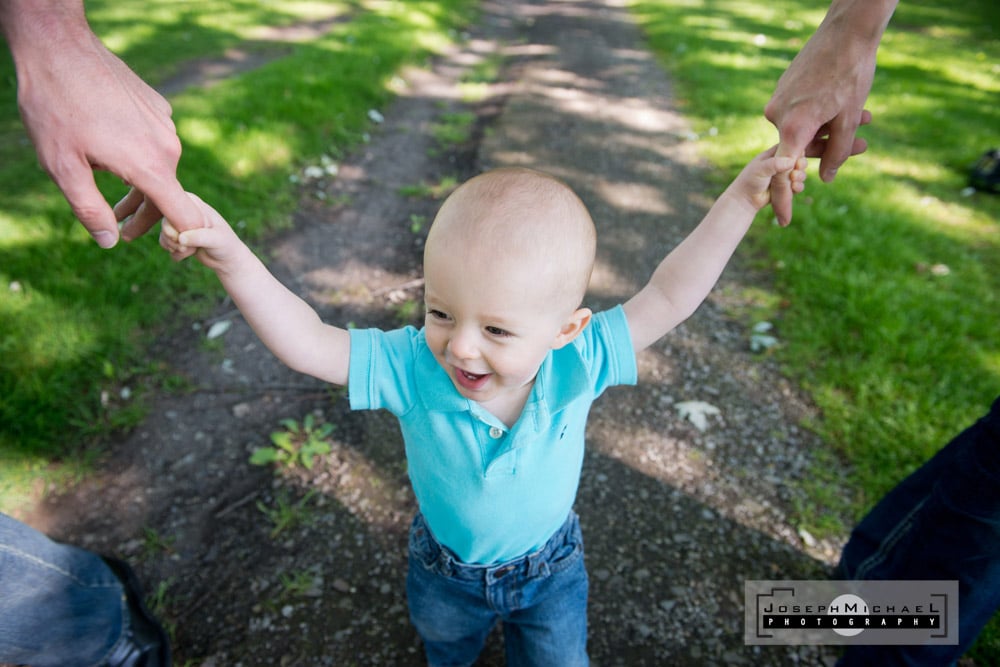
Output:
(447, 328), (480, 361)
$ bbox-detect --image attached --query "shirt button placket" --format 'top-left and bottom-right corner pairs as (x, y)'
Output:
(488, 426), (504, 439)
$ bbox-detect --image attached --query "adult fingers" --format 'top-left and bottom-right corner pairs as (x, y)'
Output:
(141, 175), (205, 233)
(51, 155), (120, 248)
(115, 187), (167, 242)
(119, 198), (165, 242)
(818, 110), (864, 182)
(113, 187), (145, 221)
(803, 134), (869, 159)
(119, 175), (205, 242)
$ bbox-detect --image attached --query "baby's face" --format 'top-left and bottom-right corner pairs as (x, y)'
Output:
(422, 249), (573, 406)
(420, 167), (596, 409)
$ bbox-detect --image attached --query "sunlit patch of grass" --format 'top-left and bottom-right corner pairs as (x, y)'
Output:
(630, 0), (998, 658)
(630, 0), (1000, 498)
(87, 1), (355, 79)
(0, 0), (478, 505)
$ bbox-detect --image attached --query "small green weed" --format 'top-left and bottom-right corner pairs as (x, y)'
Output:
(398, 176), (459, 200)
(146, 577), (177, 640)
(250, 414), (333, 472)
(393, 299), (422, 325)
(458, 52), (504, 102)
(279, 569), (320, 599)
(409, 213), (427, 234)
(147, 577), (175, 616)
(257, 489), (317, 538)
(159, 372), (197, 395)
(431, 111), (476, 151)
(142, 526), (176, 559)
(398, 183), (434, 198)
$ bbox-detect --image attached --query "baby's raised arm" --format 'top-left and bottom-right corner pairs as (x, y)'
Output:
(161, 195), (351, 385)
(623, 147), (805, 352)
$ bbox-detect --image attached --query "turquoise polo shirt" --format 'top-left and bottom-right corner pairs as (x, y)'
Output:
(348, 306), (637, 565)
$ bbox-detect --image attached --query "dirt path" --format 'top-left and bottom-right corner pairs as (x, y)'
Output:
(21, 1), (849, 664)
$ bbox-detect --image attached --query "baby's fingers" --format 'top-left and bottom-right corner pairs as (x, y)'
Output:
(160, 217), (180, 242)
(787, 157), (808, 195)
(159, 219), (194, 261)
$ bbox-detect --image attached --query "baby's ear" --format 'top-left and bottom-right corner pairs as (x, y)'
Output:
(552, 308), (592, 349)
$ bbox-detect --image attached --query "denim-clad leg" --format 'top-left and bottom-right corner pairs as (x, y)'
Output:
(0, 513), (125, 667)
(406, 511), (589, 667)
(837, 396), (1000, 667)
(500, 545), (588, 667)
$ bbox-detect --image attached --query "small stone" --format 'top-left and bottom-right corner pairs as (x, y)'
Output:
(206, 320), (232, 339)
(232, 402), (252, 418)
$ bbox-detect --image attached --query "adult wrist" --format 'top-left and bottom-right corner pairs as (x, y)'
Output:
(1, 0), (91, 56)
(821, 0), (897, 46)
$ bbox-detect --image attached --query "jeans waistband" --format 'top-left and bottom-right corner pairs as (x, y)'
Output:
(414, 510), (580, 584)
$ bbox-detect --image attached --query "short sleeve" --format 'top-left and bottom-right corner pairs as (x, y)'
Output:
(347, 327), (421, 415)
(577, 305), (638, 395)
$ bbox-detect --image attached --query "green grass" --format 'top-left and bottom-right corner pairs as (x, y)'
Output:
(0, 0), (477, 511)
(628, 0), (999, 660)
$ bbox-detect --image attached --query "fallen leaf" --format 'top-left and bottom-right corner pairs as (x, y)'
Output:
(675, 400), (721, 432)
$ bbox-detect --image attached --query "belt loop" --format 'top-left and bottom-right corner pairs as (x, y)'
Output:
(437, 547), (453, 577)
(523, 552), (535, 578)
(423, 520), (453, 577)
(527, 546), (543, 578)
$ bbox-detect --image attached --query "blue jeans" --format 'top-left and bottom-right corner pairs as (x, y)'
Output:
(0, 513), (127, 667)
(836, 396), (1000, 666)
(406, 510), (589, 667)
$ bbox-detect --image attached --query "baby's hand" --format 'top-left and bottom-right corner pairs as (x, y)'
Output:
(160, 193), (244, 269)
(729, 145), (807, 216)
(160, 216), (197, 262)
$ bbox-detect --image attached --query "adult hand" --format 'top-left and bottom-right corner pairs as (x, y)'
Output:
(764, 0), (897, 225)
(1, 0), (203, 248)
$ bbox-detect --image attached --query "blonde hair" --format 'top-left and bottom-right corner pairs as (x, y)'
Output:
(426, 168), (596, 309)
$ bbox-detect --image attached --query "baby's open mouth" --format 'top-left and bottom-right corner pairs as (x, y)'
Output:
(455, 368), (491, 390)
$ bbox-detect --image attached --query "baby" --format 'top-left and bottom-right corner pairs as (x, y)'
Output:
(162, 147), (805, 666)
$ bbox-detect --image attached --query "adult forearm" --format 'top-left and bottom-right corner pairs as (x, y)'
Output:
(819, 0), (898, 44)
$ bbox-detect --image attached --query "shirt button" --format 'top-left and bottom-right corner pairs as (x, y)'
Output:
(489, 426), (504, 439)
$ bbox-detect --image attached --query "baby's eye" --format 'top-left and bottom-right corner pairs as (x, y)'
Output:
(426, 308), (449, 321)
(485, 326), (511, 337)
